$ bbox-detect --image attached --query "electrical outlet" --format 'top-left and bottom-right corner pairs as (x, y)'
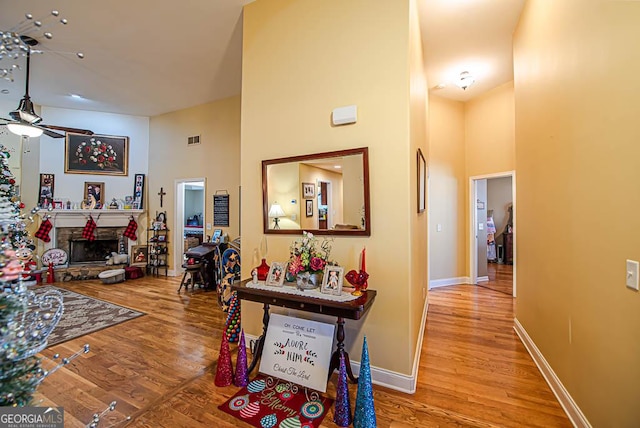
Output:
(437, 224), (442, 232)
(626, 259), (639, 291)
(206, 223), (211, 230)
(478, 223), (484, 230)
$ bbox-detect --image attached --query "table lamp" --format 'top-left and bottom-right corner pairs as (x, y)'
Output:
(268, 202), (285, 229)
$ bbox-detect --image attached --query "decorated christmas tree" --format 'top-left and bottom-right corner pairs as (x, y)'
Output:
(0, 145), (63, 406)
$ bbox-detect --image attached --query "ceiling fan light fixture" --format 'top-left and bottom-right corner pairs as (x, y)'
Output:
(7, 122), (43, 138)
(13, 96), (41, 123)
(456, 71), (475, 90)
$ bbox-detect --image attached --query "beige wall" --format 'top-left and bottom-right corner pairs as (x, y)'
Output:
(241, 0), (426, 377)
(514, 1), (640, 425)
(149, 95), (241, 270)
(408, 0), (429, 365)
(428, 96), (466, 281)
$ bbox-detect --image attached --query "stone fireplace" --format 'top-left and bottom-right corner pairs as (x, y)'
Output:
(39, 209), (145, 267)
(56, 226), (124, 265)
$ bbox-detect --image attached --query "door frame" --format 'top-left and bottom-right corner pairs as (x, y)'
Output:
(174, 177), (206, 273)
(469, 170), (516, 297)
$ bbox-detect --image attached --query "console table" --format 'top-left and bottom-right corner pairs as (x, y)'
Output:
(232, 279), (376, 383)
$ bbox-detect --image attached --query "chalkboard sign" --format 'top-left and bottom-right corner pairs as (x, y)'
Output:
(213, 194), (229, 227)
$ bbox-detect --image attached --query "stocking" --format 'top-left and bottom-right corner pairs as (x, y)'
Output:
(82, 216), (97, 241)
(34, 218), (53, 243)
(123, 218), (138, 241)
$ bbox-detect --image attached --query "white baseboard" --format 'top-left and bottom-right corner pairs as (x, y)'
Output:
(477, 275), (489, 283)
(514, 318), (591, 428)
(429, 276), (471, 289)
(243, 295), (430, 394)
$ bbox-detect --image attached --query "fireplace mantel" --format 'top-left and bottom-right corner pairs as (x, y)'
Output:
(37, 209), (146, 252)
(42, 209), (145, 228)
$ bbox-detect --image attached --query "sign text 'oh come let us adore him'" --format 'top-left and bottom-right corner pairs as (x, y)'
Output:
(259, 314), (335, 392)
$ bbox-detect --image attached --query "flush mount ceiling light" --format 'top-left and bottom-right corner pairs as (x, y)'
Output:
(456, 71), (475, 90)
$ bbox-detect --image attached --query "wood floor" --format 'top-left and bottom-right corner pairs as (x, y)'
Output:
(33, 268), (571, 427)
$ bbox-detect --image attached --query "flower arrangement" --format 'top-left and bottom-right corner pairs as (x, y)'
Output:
(74, 138), (119, 170)
(287, 231), (333, 277)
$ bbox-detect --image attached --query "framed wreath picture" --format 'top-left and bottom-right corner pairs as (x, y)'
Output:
(65, 133), (129, 176)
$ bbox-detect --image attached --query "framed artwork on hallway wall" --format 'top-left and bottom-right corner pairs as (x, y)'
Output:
(65, 133), (129, 176)
(417, 148), (426, 213)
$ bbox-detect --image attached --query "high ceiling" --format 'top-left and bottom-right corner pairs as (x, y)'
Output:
(0, 0), (524, 118)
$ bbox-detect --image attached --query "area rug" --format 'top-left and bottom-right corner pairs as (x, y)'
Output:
(218, 374), (333, 428)
(33, 286), (145, 347)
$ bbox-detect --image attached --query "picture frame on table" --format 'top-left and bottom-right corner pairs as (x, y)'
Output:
(65, 133), (129, 176)
(38, 173), (54, 206)
(132, 173), (145, 210)
(321, 265), (344, 295)
(52, 200), (64, 210)
(417, 148), (426, 213)
(265, 262), (286, 287)
(84, 182), (105, 208)
(131, 245), (148, 266)
(305, 199), (314, 217)
(302, 182), (315, 199)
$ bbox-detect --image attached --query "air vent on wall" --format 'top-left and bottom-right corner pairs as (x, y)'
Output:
(187, 135), (201, 146)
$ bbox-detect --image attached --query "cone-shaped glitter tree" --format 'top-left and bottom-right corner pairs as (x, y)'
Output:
(225, 294), (241, 343)
(333, 352), (352, 427)
(353, 336), (376, 428)
(214, 331), (233, 387)
(233, 330), (248, 387)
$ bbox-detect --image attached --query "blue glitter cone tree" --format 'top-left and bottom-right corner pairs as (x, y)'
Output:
(333, 352), (352, 427)
(233, 330), (249, 387)
(353, 336), (376, 428)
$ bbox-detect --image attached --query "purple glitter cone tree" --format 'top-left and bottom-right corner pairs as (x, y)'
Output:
(233, 330), (249, 387)
(353, 336), (376, 428)
(215, 331), (233, 387)
(333, 352), (352, 427)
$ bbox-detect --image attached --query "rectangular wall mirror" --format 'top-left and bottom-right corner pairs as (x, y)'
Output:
(262, 147), (370, 236)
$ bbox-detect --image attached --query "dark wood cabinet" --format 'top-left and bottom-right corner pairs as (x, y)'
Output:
(503, 232), (513, 265)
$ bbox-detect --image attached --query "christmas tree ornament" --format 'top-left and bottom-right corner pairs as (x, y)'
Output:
(215, 332), (234, 387)
(353, 336), (376, 428)
(234, 330), (249, 387)
(333, 352), (352, 427)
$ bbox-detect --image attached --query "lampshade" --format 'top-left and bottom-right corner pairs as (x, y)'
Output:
(268, 203), (285, 218)
(7, 122), (43, 138)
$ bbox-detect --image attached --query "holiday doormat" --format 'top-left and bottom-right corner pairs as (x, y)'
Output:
(218, 374), (333, 428)
(33, 286), (145, 347)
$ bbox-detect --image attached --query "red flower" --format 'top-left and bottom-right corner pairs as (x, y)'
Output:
(80, 159), (87, 165)
(98, 155), (105, 162)
(288, 255), (304, 274)
(309, 257), (326, 272)
(100, 145), (107, 152)
(84, 146), (91, 153)
(108, 157), (114, 162)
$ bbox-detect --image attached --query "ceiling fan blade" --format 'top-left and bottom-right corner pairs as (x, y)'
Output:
(39, 124), (94, 136)
(36, 126), (65, 139)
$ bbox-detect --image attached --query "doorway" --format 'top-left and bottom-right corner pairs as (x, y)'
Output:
(317, 181), (331, 229)
(174, 178), (206, 273)
(469, 171), (516, 297)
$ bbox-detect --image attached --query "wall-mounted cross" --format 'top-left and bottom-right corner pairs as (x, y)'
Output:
(158, 187), (166, 207)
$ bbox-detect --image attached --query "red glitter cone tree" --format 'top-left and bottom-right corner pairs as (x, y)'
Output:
(214, 331), (233, 387)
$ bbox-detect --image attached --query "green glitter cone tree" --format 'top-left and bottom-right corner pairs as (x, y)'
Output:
(353, 335), (376, 427)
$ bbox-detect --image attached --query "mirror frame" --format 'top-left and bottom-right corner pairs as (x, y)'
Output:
(262, 147), (370, 236)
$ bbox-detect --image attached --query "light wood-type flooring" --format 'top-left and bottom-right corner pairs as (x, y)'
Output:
(33, 267), (571, 427)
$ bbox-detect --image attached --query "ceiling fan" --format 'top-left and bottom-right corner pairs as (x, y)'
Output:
(0, 36), (93, 139)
